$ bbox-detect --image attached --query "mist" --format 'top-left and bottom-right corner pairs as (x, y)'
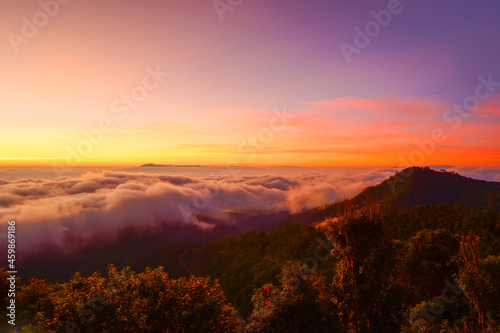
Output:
(1, 165), (498, 257)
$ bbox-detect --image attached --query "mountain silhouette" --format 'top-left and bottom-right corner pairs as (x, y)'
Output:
(287, 167), (500, 225)
(366, 167), (500, 209)
(19, 167), (500, 281)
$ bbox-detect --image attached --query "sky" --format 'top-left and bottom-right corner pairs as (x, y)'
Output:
(1, 0), (500, 168)
(2, 1), (500, 258)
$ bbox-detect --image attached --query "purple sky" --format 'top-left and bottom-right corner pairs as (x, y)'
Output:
(1, 0), (499, 167)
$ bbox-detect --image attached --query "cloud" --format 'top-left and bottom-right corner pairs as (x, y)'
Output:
(286, 183), (339, 213)
(447, 167), (500, 182)
(227, 175), (300, 191)
(0, 167), (448, 256)
(0, 171), (289, 256)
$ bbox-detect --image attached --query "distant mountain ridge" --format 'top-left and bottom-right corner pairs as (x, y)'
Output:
(287, 167), (500, 225)
(372, 167), (500, 209)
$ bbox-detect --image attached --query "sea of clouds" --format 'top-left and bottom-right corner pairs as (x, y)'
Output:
(0, 167), (396, 255)
(0, 166), (498, 256)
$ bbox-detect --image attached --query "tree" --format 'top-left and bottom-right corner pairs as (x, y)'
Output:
(394, 229), (460, 299)
(247, 262), (341, 333)
(456, 235), (500, 329)
(0, 268), (22, 332)
(327, 216), (401, 332)
(19, 265), (243, 332)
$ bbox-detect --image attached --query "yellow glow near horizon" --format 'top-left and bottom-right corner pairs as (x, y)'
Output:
(2, 2), (500, 170)
(2, 96), (500, 169)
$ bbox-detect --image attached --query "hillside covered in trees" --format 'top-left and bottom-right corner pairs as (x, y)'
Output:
(2, 167), (500, 332)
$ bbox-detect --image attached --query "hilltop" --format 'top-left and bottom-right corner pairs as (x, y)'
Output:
(286, 167), (500, 226)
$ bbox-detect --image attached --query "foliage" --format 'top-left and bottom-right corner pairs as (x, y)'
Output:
(181, 223), (333, 316)
(15, 265), (243, 333)
(246, 263), (342, 333)
(326, 216), (402, 332)
(394, 229), (460, 299)
(4, 184), (500, 332)
(455, 234), (500, 329)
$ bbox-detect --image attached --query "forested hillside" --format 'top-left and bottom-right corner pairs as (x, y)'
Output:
(286, 167), (500, 226)
(3, 168), (500, 332)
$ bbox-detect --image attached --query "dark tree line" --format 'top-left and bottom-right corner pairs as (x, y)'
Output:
(2, 205), (500, 332)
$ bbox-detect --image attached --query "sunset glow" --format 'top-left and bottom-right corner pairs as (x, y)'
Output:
(3, 3), (500, 331)
(1, 1), (500, 168)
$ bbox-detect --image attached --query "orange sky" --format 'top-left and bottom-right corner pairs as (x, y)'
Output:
(1, 95), (498, 168)
(1, 1), (500, 168)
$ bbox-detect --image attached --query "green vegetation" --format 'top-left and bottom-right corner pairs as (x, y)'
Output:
(180, 223), (334, 316)
(3, 167), (500, 331)
(1, 266), (243, 333)
(4, 209), (500, 332)
(286, 167), (500, 226)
